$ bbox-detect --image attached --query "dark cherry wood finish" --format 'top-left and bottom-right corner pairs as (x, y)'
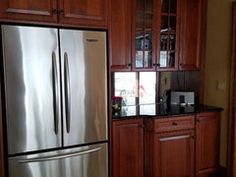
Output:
(145, 116), (195, 177)
(0, 83), (4, 177)
(0, 0), (58, 23)
(109, 0), (132, 71)
(228, 3), (236, 177)
(179, 0), (204, 70)
(154, 130), (194, 177)
(112, 119), (144, 177)
(0, 0), (108, 28)
(156, 0), (180, 72)
(58, 0), (108, 27)
(131, 0), (156, 71)
(195, 112), (220, 177)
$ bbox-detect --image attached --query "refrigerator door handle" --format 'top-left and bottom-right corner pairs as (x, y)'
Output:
(64, 52), (71, 133)
(17, 147), (102, 163)
(52, 52), (59, 135)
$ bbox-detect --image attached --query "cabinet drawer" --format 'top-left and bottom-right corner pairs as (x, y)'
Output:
(154, 116), (195, 133)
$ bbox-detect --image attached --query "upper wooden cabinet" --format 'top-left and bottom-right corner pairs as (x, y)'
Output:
(156, 0), (180, 71)
(58, 0), (108, 27)
(110, 0), (206, 71)
(0, 0), (57, 23)
(132, 0), (156, 71)
(0, 0), (108, 28)
(179, 0), (205, 70)
(109, 0), (132, 71)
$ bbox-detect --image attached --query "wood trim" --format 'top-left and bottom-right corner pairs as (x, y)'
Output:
(228, 2), (236, 177)
(199, 0), (208, 104)
(0, 82), (5, 177)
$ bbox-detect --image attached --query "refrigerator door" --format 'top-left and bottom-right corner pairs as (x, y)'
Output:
(1, 25), (62, 154)
(59, 29), (108, 146)
(8, 143), (108, 177)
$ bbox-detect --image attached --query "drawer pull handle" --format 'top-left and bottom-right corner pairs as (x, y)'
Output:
(172, 122), (178, 126)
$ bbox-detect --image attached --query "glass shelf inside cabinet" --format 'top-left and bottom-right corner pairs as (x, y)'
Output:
(159, 0), (177, 69)
(134, 0), (154, 69)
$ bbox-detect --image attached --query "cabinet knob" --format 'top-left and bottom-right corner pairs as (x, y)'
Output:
(179, 63), (183, 66)
(128, 63), (131, 67)
(172, 122), (178, 126)
(52, 9), (58, 14)
(58, 9), (65, 15)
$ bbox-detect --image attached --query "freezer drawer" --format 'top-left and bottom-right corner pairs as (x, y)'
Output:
(8, 143), (108, 177)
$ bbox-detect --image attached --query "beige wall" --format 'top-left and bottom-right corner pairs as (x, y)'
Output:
(204, 0), (234, 167)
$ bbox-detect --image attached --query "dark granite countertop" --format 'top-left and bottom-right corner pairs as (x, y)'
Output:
(112, 104), (223, 120)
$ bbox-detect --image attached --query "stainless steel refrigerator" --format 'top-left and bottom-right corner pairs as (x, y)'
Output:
(1, 25), (108, 177)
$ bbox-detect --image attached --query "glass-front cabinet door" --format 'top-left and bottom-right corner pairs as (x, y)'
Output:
(133, 0), (155, 71)
(157, 0), (179, 71)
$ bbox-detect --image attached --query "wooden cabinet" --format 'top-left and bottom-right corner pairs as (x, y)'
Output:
(58, 0), (108, 27)
(145, 115), (195, 177)
(0, 0), (108, 28)
(112, 119), (144, 177)
(154, 130), (194, 177)
(112, 112), (221, 177)
(0, 0), (57, 23)
(0, 84), (4, 177)
(110, 0), (206, 72)
(195, 112), (220, 177)
(179, 0), (206, 70)
(156, 0), (180, 71)
(132, 0), (156, 71)
(109, 0), (132, 71)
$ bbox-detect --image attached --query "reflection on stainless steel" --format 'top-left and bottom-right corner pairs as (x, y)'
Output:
(52, 52), (59, 135)
(64, 52), (71, 133)
(8, 144), (108, 177)
(2, 25), (62, 154)
(18, 147), (101, 163)
(60, 30), (108, 146)
(2, 25), (108, 177)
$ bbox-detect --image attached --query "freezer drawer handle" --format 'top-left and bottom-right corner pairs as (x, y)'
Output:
(18, 147), (102, 163)
(64, 52), (71, 133)
(52, 52), (59, 135)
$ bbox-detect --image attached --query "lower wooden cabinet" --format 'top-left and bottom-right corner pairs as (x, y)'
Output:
(112, 119), (144, 177)
(195, 112), (220, 177)
(145, 116), (195, 177)
(152, 130), (194, 177)
(112, 112), (221, 177)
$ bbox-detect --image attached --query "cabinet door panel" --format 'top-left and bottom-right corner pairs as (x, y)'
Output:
(110, 0), (132, 71)
(155, 130), (194, 177)
(179, 0), (203, 70)
(112, 119), (143, 177)
(196, 112), (220, 177)
(132, 0), (156, 71)
(58, 0), (108, 27)
(157, 0), (180, 71)
(0, 0), (57, 22)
